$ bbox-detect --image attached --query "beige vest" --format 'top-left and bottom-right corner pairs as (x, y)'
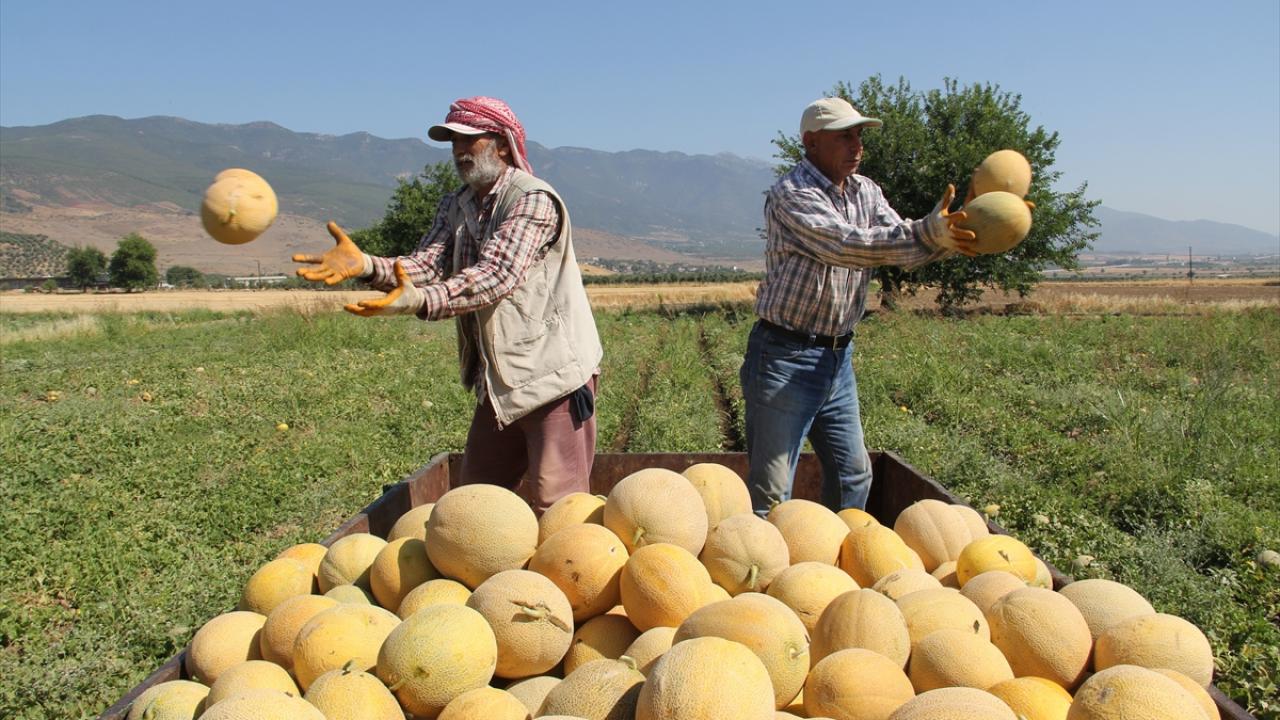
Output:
(447, 170), (603, 427)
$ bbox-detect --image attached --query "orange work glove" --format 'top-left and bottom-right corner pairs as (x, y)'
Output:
(344, 261), (426, 317)
(924, 184), (979, 257)
(292, 221), (373, 285)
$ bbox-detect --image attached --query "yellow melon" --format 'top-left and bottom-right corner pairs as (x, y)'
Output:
(238, 558), (314, 616)
(955, 191), (1033, 255)
(539, 492), (606, 544)
(438, 686), (532, 719)
(622, 625), (678, 676)
(810, 588), (910, 668)
(376, 604), (497, 718)
(768, 499), (850, 566)
(704, 582), (732, 602)
(426, 484), (540, 589)
(504, 675), (561, 716)
(292, 603), (401, 691)
(303, 663), (405, 720)
(931, 560), (960, 588)
(397, 578), (472, 619)
(766, 561), (860, 634)
(563, 612), (642, 675)
(804, 647), (915, 720)
(958, 570), (1027, 615)
(907, 628), (1014, 693)
(1058, 578), (1156, 641)
(839, 525), (925, 587)
(951, 504), (990, 540)
(887, 687), (1017, 719)
(258, 595), (338, 672)
(541, 657), (645, 719)
(871, 567), (943, 601)
(1154, 669), (1220, 720)
(986, 587), (1092, 690)
(126, 680), (209, 720)
(529, 522), (630, 621)
(369, 537), (440, 613)
(322, 584), (375, 604)
(955, 535), (1038, 586)
(318, 533), (387, 592)
(184, 610), (266, 686)
(387, 503), (435, 542)
(1094, 612), (1214, 686)
(699, 513), (790, 595)
(837, 506), (880, 530)
(275, 542), (326, 592)
(604, 468), (709, 555)
(636, 636), (775, 720)
(972, 149), (1033, 198)
(204, 660), (299, 707)
(466, 569), (575, 679)
(1067, 664), (1211, 720)
(619, 543), (714, 631)
(196, 689), (325, 720)
(986, 676), (1072, 720)
(682, 462), (752, 531)
(895, 588), (989, 650)
(201, 169), (278, 245)
(1031, 557), (1054, 589)
(893, 499), (973, 572)
(674, 593), (810, 709)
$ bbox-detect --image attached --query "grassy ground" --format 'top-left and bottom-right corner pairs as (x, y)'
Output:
(1, 304), (1277, 718)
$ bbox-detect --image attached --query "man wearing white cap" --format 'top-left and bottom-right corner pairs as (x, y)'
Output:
(740, 96), (977, 515)
(293, 96), (602, 514)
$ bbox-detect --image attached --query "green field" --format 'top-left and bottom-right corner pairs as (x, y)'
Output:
(1, 305), (1277, 719)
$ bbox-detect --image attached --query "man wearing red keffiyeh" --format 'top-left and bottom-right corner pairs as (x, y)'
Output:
(293, 97), (603, 514)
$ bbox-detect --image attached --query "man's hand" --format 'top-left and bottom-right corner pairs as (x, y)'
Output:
(344, 261), (426, 317)
(293, 221), (373, 285)
(925, 184), (979, 257)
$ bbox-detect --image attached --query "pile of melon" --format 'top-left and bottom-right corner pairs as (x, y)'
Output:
(130, 463), (1221, 720)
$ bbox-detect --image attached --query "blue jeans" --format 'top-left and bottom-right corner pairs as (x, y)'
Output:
(739, 320), (873, 515)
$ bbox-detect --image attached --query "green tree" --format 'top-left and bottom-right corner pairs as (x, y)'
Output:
(108, 233), (159, 290)
(354, 161), (461, 258)
(165, 265), (204, 287)
(774, 76), (1099, 310)
(65, 245), (107, 289)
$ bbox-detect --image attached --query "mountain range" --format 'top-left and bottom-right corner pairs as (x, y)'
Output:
(1, 115), (1275, 277)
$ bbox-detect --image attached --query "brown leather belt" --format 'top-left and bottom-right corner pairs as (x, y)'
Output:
(759, 319), (854, 350)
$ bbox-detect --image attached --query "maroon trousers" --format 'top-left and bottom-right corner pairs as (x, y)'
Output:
(458, 376), (597, 515)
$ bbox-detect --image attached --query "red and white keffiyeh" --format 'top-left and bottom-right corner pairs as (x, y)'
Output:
(440, 96), (533, 175)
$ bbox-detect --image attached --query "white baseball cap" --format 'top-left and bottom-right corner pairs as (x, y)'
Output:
(801, 97), (882, 135)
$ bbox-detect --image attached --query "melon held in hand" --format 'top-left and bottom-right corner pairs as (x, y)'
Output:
(956, 190), (1033, 255)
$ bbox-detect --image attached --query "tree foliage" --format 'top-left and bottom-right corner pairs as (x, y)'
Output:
(65, 246), (107, 289)
(353, 161), (462, 258)
(165, 265), (204, 287)
(108, 233), (159, 290)
(774, 76), (1099, 309)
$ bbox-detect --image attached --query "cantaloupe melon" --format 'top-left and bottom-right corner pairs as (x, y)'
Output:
(957, 570), (1026, 616)
(238, 558), (314, 616)
(1058, 578), (1156, 642)
(258, 594), (338, 671)
(184, 610), (266, 686)
(839, 525), (925, 588)
(674, 593), (809, 709)
(1030, 557), (1054, 589)
(196, 689), (325, 720)
(539, 492), (606, 544)
(622, 625), (678, 676)
(766, 561), (860, 634)
(887, 687), (1017, 720)
(986, 676), (1073, 720)
(323, 584), (375, 604)
(397, 578), (472, 619)
(951, 504), (990, 541)
(698, 513), (790, 595)
(931, 560), (960, 588)
(895, 588), (989, 650)
(619, 543), (714, 631)
(563, 610), (641, 674)
(293, 603), (401, 690)
(907, 628), (1014, 693)
(1067, 664), (1211, 720)
(871, 568), (943, 601)
(804, 647), (915, 720)
(1154, 669), (1220, 720)
(1094, 612), (1214, 686)
(955, 535), (1038, 586)
(369, 537), (440, 613)
(387, 503), (435, 542)
(274, 542), (326, 592)
(540, 657), (645, 720)
(986, 587), (1092, 690)
(466, 569), (575, 679)
(604, 468), (709, 555)
(682, 462), (752, 531)
(126, 680), (209, 720)
(438, 686), (532, 719)
(636, 636), (775, 720)
(971, 149), (1033, 198)
(318, 533), (387, 593)
(955, 191), (1033, 255)
(204, 660), (299, 707)
(201, 169), (278, 245)
(837, 506), (879, 530)
(427, 484), (540, 589)
(505, 675), (560, 716)
(892, 499), (973, 572)
(810, 588), (910, 668)
(768, 499), (850, 566)
(376, 604), (498, 718)
(304, 663), (406, 720)
(529, 522), (629, 622)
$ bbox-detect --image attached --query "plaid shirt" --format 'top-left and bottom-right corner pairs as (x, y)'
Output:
(756, 158), (951, 337)
(367, 166), (559, 321)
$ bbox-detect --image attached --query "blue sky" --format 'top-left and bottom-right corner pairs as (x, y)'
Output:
(2, 1), (1278, 236)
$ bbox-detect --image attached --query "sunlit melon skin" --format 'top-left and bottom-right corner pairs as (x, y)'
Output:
(201, 169), (278, 245)
(956, 191), (1033, 255)
(972, 149), (1033, 198)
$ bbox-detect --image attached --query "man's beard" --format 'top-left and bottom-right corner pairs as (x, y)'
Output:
(456, 142), (507, 188)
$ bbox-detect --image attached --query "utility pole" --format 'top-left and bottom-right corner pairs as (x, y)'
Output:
(1187, 246), (1193, 284)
